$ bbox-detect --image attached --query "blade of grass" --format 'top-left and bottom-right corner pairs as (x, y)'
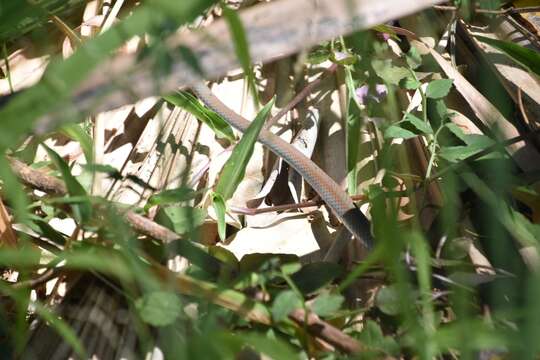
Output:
(475, 35), (540, 77)
(42, 144), (91, 224)
(344, 65), (363, 195)
(222, 5), (259, 105)
(409, 231), (437, 358)
(61, 124), (94, 163)
(164, 91), (235, 141)
(212, 97), (275, 240)
(0, 0), (217, 152)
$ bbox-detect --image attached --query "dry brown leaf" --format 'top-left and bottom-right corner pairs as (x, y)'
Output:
(220, 212), (333, 260)
(0, 198), (17, 247)
(0, 51), (49, 94)
(464, 21), (540, 122)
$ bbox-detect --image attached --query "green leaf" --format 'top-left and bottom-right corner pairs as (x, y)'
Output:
(358, 320), (400, 355)
(375, 285), (401, 315)
(311, 293), (344, 317)
(155, 206), (207, 234)
(406, 46), (423, 69)
(426, 79), (453, 99)
(444, 122), (468, 143)
(0, 0), (86, 42)
(82, 163), (122, 179)
(439, 133), (495, 162)
(212, 192), (227, 241)
(147, 187), (199, 208)
(404, 113), (433, 134)
(61, 124), (93, 163)
(292, 262), (343, 294)
(271, 290), (302, 322)
(0, 247), (42, 267)
(30, 218), (67, 246)
(215, 97), (274, 200)
(43, 144), (91, 223)
(344, 65), (362, 195)
(372, 24), (400, 40)
(384, 125), (417, 140)
(281, 262), (302, 275)
(240, 333), (299, 360)
(307, 45), (332, 65)
(135, 291), (183, 327)
(164, 91), (235, 140)
(409, 231), (437, 354)
(372, 59), (409, 85)
(401, 75), (421, 90)
(475, 35), (540, 77)
(222, 6), (258, 103)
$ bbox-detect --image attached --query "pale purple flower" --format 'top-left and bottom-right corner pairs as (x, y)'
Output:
(355, 84), (388, 105)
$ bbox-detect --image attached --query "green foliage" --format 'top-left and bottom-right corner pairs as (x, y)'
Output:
(212, 97), (274, 240)
(311, 293), (344, 317)
(155, 206), (207, 234)
(43, 144), (92, 223)
(60, 124), (93, 163)
(164, 91), (235, 141)
(358, 320), (400, 356)
(1, 0), (540, 358)
(271, 290), (302, 322)
(0, 0), (86, 42)
(135, 291), (183, 326)
(372, 59), (409, 85)
(475, 35), (540, 77)
(222, 5), (259, 104)
(0, 0), (217, 151)
(426, 79), (454, 99)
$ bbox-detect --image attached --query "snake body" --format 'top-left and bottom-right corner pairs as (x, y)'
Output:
(192, 84), (373, 250)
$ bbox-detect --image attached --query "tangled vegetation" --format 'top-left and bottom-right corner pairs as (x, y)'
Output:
(0, 0), (539, 358)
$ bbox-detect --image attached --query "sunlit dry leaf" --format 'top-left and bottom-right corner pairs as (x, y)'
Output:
(220, 212), (327, 260)
(465, 22), (540, 123)
(0, 51), (49, 94)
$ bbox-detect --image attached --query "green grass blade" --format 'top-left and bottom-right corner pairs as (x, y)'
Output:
(221, 5), (259, 105)
(0, 0), (217, 152)
(61, 124), (94, 163)
(214, 97), (274, 200)
(212, 97), (274, 240)
(164, 91), (235, 141)
(344, 66), (362, 195)
(475, 35), (540, 77)
(42, 144), (92, 223)
(409, 231), (437, 358)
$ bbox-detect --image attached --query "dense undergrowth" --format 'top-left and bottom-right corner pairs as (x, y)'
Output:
(0, 0), (540, 358)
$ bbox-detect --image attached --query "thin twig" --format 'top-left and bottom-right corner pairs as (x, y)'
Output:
(12, 268), (64, 289)
(6, 156), (183, 244)
(289, 309), (363, 354)
(230, 194), (366, 215)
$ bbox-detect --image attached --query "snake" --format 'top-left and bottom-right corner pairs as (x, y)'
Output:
(192, 83), (374, 252)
